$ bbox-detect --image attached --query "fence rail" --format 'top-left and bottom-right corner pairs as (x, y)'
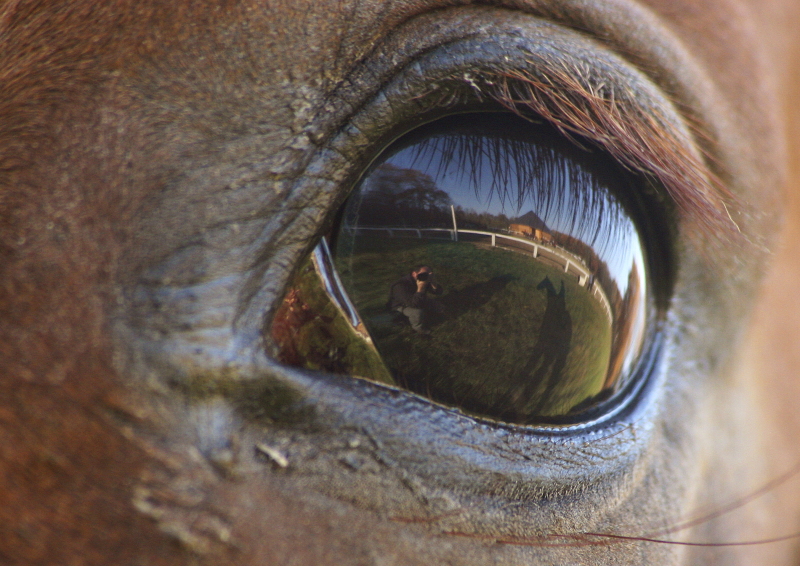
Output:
(347, 225), (613, 322)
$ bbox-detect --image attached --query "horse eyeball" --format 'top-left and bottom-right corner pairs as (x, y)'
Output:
(273, 113), (654, 426)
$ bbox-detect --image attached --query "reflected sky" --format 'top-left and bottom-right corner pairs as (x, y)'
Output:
(384, 153), (643, 295)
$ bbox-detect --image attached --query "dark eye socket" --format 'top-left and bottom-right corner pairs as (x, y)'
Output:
(271, 112), (660, 426)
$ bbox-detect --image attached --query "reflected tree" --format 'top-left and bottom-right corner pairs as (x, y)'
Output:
(359, 163), (453, 227)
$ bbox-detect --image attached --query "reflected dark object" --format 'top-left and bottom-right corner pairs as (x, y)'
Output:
(274, 113), (651, 425)
(270, 241), (394, 386)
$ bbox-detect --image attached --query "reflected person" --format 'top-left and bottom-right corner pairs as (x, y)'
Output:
(389, 265), (443, 335)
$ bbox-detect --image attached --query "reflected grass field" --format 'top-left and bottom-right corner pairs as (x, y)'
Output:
(335, 235), (612, 420)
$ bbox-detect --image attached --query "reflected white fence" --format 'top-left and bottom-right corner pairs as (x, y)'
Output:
(348, 226), (613, 322)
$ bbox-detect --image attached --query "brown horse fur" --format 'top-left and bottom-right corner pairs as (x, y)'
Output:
(4, 0), (800, 565)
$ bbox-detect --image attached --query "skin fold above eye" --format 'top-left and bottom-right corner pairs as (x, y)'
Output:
(3, 1), (800, 566)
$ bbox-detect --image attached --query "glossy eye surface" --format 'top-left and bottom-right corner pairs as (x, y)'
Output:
(274, 113), (653, 425)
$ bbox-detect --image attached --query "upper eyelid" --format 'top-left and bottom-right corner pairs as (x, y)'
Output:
(323, 5), (742, 241)
(279, 14), (715, 320)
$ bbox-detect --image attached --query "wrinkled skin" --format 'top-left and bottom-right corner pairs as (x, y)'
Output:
(3, 0), (800, 564)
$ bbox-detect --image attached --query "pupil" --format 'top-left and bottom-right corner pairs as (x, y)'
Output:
(331, 114), (649, 424)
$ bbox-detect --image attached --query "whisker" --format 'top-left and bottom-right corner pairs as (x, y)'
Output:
(652, 459), (800, 537)
(433, 460), (800, 549)
(579, 530), (800, 548)
(440, 529), (800, 549)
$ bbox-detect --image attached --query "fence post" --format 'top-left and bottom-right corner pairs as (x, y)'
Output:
(491, 233), (496, 247)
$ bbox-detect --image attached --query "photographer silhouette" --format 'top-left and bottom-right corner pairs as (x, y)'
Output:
(388, 265), (443, 335)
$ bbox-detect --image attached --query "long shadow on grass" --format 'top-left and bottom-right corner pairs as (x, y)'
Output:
(381, 274), (578, 424)
(435, 274), (515, 324)
(499, 276), (573, 422)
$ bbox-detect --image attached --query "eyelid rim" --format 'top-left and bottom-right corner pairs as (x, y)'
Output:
(255, 14), (684, 433)
(307, 5), (745, 241)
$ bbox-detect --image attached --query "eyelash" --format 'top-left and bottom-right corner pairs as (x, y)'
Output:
(488, 68), (734, 233)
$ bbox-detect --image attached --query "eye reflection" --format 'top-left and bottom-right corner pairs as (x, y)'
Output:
(274, 113), (650, 425)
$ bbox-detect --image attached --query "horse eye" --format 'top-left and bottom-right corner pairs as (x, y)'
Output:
(271, 113), (654, 425)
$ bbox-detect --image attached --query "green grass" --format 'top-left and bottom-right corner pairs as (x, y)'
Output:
(272, 255), (395, 386)
(334, 234), (613, 421)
